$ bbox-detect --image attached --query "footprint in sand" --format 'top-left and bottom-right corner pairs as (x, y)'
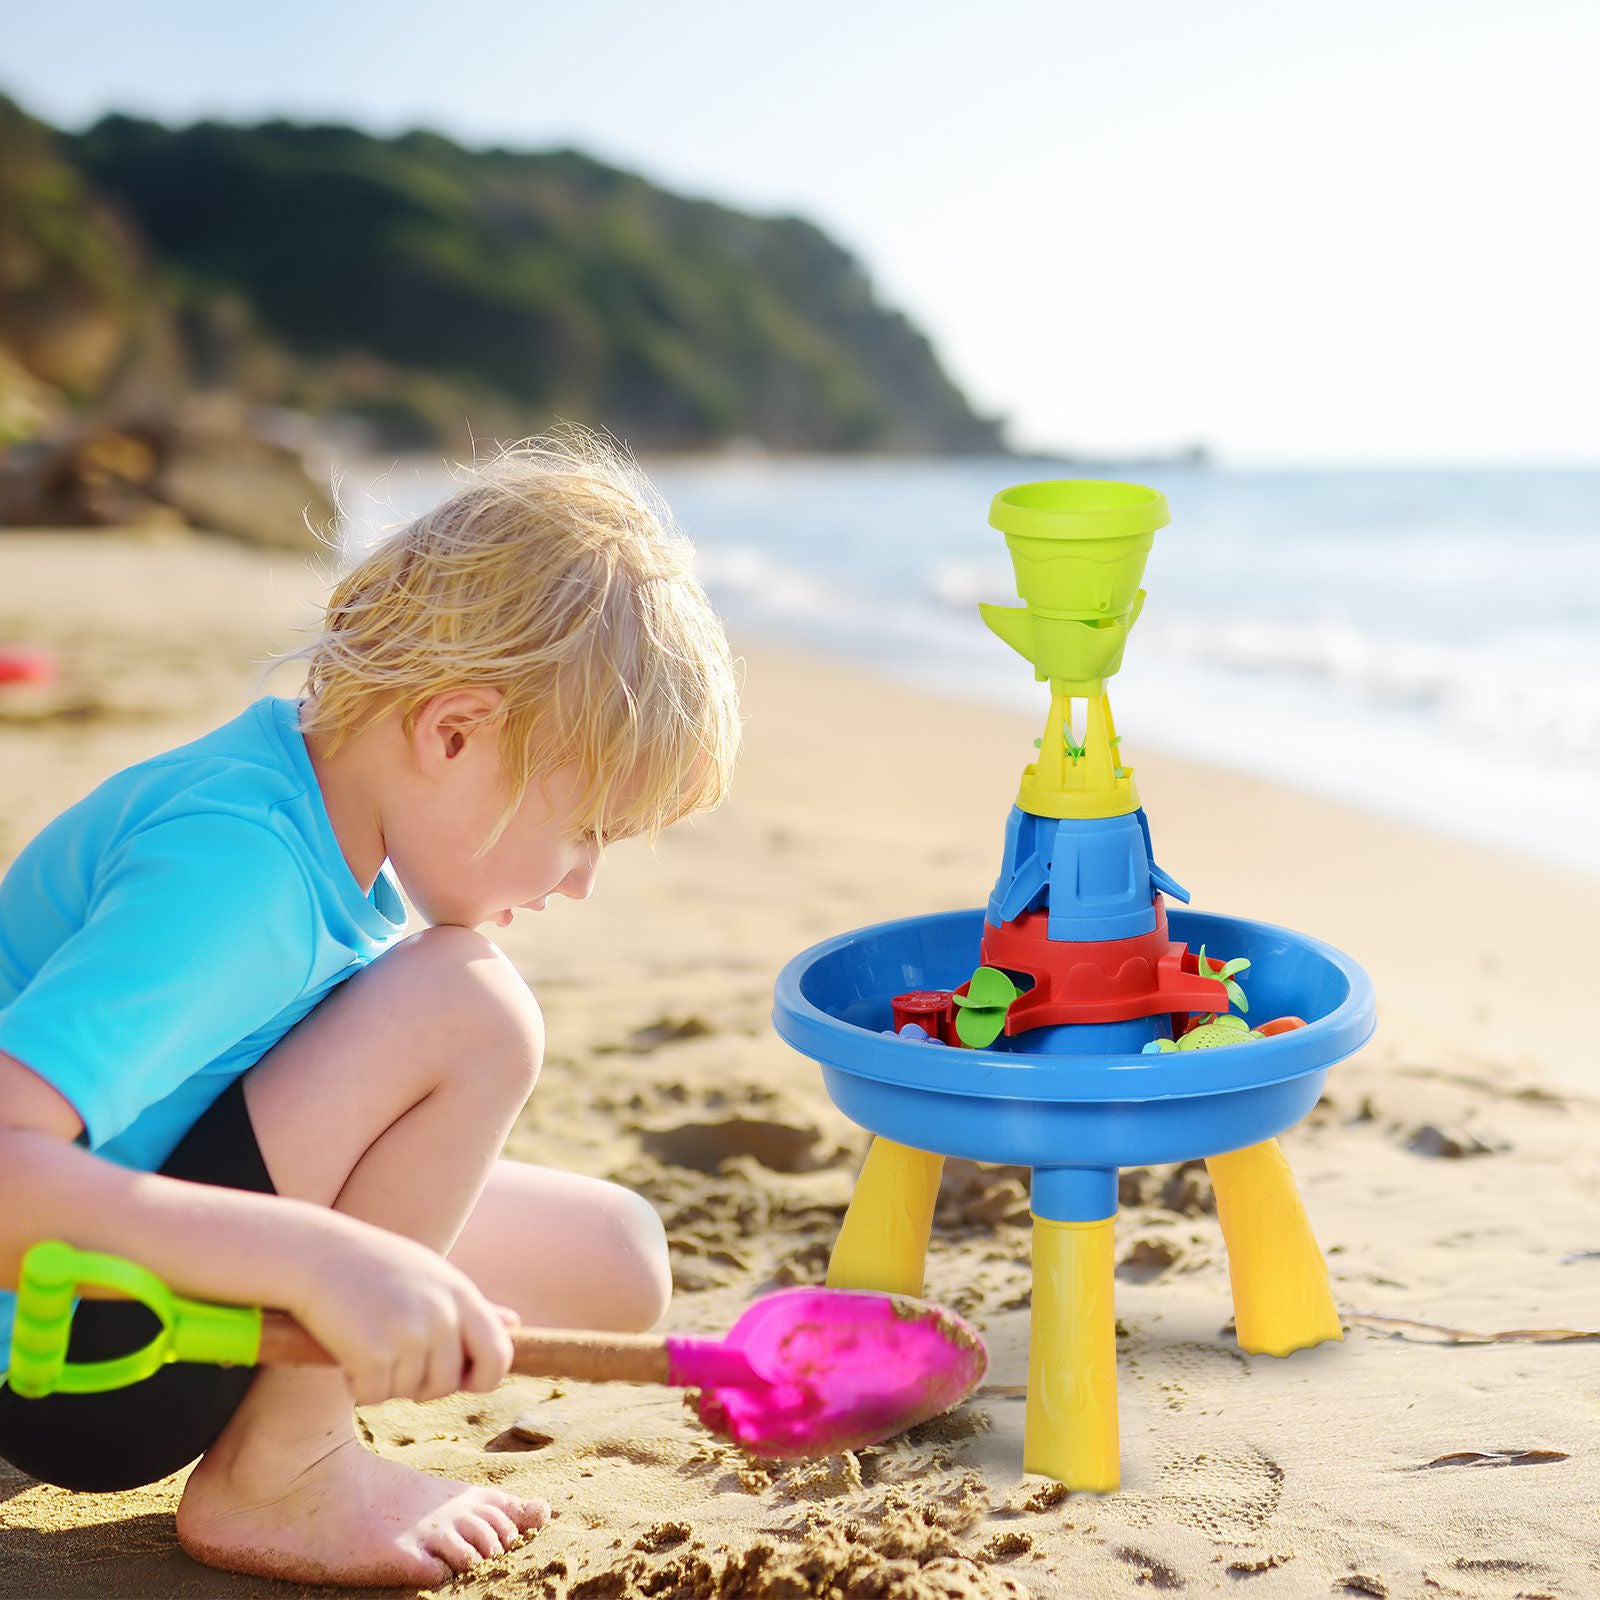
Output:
(1404, 1123), (1505, 1158)
(1124, 1337), (1248, 1414)
(605, 1015), (716, 1054)
(639, 1116), (841, 1174)
(1152, 1445), (1285, 1543)
(1116, 1238), (1182, 1282)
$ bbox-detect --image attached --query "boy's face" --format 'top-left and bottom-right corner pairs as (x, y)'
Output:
(387, 713), (606, 930)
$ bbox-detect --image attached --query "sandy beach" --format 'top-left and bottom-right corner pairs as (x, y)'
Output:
(0, 530), (1595, 1600)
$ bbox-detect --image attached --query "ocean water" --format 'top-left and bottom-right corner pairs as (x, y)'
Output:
(337, 456), (1600, 878)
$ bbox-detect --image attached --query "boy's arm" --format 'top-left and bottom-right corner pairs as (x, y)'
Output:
(0, 1052), (514, 1404)
(0, 1048), (331, 1315)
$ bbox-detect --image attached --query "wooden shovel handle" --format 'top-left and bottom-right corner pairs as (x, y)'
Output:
(258, 1312), (674, 1386)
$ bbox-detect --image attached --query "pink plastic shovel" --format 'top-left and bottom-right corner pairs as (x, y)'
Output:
(674, 1288), (988, 1457)
(10, 1247), (986, 1458)
(258, 1286), (987, 1457)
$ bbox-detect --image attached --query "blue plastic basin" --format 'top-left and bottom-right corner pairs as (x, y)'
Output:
(773, 908), (1375, 1189)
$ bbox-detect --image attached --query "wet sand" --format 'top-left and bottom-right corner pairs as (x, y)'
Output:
(1, 531), (1595, 1600)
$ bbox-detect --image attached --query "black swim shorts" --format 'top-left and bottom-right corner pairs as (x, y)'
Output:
(0, 1076), (276, 1491)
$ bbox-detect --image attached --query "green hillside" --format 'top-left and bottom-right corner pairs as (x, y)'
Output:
(0, 99), (1002, 453)
(0, 96), (150, 436)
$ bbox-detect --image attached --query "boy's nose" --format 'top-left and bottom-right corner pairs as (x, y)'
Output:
(559, 852), (599, 901)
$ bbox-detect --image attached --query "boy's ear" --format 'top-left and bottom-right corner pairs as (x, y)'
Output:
(411, 688), (505, 772)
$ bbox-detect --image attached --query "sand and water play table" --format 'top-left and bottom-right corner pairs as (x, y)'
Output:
(774, 905), (1374, 1488)
(772, 476), (1376, 1489)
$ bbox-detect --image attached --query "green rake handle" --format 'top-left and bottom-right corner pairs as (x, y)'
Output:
(6, 1240), (263, 1398)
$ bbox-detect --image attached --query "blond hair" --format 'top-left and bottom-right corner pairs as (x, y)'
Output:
(293, 431), (741, 845)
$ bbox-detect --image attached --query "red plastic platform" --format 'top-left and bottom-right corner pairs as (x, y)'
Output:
(977, 895), (1231, 1032)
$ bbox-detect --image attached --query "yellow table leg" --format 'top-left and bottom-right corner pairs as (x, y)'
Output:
(826, 1136), (945, 1298)
(1207, 1139), (1343, 1357)
(1024, 1214), (1119, 1491)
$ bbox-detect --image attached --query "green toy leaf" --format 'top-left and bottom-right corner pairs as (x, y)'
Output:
(957, 967), (1021, 1010)
(955, 1008), (1007, 1048)
(952, 967), (1020, 1049)
(1197, 947), (1251, 1014)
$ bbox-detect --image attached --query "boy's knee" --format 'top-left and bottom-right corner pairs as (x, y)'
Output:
(593, 1184), (673, 1333)
(390, 926), (544, 1099)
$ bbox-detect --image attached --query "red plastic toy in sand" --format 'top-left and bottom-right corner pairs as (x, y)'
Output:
(0, 646), (56, 686)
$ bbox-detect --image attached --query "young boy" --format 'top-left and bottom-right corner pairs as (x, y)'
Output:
(0, 435), (741, 1586)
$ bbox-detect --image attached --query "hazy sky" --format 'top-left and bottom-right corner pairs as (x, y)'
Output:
(6, 0), (1596, 464)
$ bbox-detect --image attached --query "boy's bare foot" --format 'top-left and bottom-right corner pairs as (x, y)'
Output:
(176, 1427), (549, 1587)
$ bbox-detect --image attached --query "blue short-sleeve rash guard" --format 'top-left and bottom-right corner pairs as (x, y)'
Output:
(0, 697), (407, 1363)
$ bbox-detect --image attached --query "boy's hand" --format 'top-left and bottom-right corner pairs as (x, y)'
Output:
(294, 1223), (516, 1405)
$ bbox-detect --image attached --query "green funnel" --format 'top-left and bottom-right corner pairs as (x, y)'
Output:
(980, 480), (1169, 693)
